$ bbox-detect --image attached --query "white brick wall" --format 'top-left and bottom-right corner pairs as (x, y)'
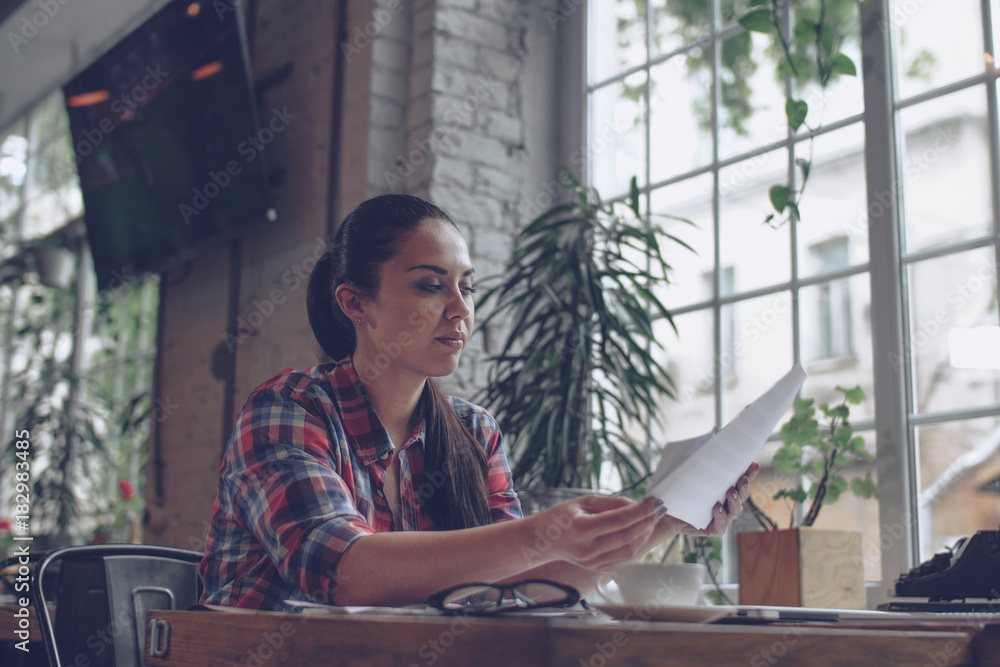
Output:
(363, 0), (414, 194)
(434, 8), (511, 52)
(150, 0), (573, 548)
(352, 0), (561, 395)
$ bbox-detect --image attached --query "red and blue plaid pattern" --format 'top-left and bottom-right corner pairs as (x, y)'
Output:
(198, 356), (522, 610)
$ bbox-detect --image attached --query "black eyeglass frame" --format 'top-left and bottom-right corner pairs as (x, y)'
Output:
(427, 578), (581, 615)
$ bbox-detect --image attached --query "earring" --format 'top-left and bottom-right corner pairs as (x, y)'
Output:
(357, 319), (362, 326)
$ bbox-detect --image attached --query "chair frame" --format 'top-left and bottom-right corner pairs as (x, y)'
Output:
(31, 544), (202, 667)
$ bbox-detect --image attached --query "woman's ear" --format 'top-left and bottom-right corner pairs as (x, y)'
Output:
(334, 283), (365, 322)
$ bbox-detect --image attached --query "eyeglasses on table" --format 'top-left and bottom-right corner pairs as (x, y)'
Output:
(427, 578), (581, 615)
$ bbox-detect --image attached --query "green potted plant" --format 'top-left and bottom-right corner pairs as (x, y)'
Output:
(738, 385), (878, 608)
(476, 172), (690, 505)
(736, 0), (861, 227)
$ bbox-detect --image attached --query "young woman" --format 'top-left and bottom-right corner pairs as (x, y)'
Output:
(199, 194), (756, 610)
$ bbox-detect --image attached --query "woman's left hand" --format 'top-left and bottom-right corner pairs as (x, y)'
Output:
(638, 461), (760, 549)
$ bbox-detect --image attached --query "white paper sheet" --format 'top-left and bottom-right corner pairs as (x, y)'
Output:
(644, 363), (807, 529)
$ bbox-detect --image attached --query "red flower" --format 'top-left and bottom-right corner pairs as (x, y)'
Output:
(0, 519), (10, 532)
(118, 479), (135, 501)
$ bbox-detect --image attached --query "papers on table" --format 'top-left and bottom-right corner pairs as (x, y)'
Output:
(281, 600), (435, 615)
(279, 599), (600, 618)
(644, 363), (807, 529)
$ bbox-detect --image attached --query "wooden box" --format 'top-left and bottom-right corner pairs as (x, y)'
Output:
(737, 527), (866, 609)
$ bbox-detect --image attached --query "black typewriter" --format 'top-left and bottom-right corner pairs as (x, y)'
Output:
(877, 526), (1000, 613)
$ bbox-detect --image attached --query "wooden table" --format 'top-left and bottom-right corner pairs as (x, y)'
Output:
(1, 604), (49, 667)
(1, 603), (46, 642)
(143, 607), (1000, 666)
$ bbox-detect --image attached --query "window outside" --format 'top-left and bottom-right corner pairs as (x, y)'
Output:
(587, 0), (1000, 585)
(0, 92), (158, 545)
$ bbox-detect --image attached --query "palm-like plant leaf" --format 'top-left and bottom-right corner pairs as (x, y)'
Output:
(477, 174), (693, 490)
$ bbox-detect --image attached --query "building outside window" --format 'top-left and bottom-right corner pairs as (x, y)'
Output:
(809, 236), (853, 362)
(587, 0), (1000, 589)
(699, 264), (737, 386)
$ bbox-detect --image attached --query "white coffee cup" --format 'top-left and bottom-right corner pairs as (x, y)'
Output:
(594, 562), (708, 607)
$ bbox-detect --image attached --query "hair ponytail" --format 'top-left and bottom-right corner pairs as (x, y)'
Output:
(307, 251), (354, 362)
(422, 380), (492, 530)
(307, 194), (493, 530)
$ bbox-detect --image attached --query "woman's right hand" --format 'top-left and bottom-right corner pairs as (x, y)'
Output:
(524, 495), (664, 572)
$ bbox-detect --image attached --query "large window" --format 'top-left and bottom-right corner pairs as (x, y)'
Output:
(0, 92), (158, 546)
(587, 0), (1000, 589)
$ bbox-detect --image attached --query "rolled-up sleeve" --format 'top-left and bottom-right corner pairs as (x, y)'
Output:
(449, 398), (522, 523)
(485, 426), (523, 523)
(215, 374), (374, 605)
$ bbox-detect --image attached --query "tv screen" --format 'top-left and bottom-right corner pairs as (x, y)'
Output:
(63, 0), (274, 291)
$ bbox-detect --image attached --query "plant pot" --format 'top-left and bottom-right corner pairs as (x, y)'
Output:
(33, 246), (75, 289)
(737, 527), (865, 609)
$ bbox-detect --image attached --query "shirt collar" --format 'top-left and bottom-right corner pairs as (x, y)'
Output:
(328, 356), (426, 465)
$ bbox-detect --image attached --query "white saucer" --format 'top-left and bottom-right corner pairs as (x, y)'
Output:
(590, 602), (733, 624)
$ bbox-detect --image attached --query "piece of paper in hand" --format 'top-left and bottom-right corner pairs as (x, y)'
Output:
(645, 363), (807, 529)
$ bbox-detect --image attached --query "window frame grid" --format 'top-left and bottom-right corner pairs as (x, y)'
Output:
(584, 0), (1000, 588)
(0, 93), (160, 539)
(889, 0), (1000, 562)
(586, 0), (876, 577)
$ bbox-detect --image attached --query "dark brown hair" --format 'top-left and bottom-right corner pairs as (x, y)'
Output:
(307, 194), (492, 531)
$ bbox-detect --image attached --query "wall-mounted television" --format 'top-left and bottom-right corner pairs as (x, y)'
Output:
(62, 0), (275, 291)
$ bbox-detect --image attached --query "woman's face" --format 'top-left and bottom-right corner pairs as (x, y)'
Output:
(354, 217), (476, 383)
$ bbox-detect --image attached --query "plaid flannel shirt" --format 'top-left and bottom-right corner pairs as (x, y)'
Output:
(198, 356), (522, 610)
